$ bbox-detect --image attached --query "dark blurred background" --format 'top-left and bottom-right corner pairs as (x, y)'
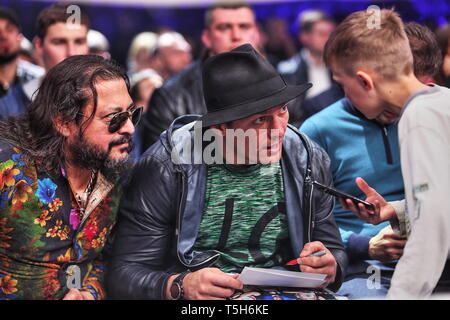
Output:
(1, 0), (449, 67)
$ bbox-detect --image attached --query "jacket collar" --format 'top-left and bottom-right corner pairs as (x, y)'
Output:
(342, 97), (397, 129)
(162, 116), (311, 268)
(163, 115), (306, 167)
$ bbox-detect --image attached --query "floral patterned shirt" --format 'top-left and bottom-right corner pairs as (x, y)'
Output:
(0, 142), (121, 299)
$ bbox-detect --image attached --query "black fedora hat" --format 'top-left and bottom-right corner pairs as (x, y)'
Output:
(200, 43), (312, 127)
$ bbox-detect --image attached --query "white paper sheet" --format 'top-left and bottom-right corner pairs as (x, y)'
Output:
(238, 267), (327, 288)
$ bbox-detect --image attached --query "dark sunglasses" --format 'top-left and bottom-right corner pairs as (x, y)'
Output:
(107, 106), (143, 133)
(79, 106), (143, 133)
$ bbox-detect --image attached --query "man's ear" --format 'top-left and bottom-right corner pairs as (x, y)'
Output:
(201, 29), (212, 49)
(33, 36), (45, 62)
(33, 36), (42, 50)
(53, 115), (71, 137)
(17, 33), (24, 43)
(356, 71), (374, 91)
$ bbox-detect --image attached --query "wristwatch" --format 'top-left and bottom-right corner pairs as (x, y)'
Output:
(170, 271), (190, 300)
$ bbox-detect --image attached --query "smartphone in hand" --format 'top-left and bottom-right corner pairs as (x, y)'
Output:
(311, 180), (376, 211)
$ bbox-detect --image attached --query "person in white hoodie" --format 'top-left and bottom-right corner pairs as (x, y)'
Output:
(324, 8), (450, 299)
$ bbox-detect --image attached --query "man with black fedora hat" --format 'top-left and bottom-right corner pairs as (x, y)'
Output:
(141, 1), (262, 151)
(107, 44), (347, 300)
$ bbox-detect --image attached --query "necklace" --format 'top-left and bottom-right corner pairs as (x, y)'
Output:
(69, 170), (98, 220)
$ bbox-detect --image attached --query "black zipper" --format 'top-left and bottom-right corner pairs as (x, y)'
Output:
(380, 125), (394, 164)
(175, 167), (220, 269)
(304, 170), (313, 243)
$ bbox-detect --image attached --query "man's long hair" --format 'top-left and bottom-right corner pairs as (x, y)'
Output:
(0, 54), (130, 172)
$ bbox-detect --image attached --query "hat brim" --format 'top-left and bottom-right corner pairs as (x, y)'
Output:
(199, 83), (312, 127)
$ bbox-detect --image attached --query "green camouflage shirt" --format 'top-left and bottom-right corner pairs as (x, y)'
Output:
(194, 162), (289, 273)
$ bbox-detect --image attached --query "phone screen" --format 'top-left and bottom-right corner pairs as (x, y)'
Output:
(311, 180), (376, 211)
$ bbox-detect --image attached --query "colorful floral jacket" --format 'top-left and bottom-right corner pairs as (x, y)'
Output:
(0, 142), (121, 300)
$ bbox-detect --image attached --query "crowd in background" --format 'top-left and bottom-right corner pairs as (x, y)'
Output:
(2, 2), (450, 135)
(1, 0), (450, 300)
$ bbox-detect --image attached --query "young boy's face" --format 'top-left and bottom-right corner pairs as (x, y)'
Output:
(330, 62), (398, 123)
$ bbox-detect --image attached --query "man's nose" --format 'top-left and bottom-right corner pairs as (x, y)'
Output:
(66, 42), (77, 57)
(231, 26), (242, 41)
(117, 117), (136, 136)
(272, 116), (285, 130)
(67, 42), (86, 57)
(269, 117), (286, 139)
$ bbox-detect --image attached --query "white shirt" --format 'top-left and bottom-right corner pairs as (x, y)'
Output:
(302, 49), (331, 99)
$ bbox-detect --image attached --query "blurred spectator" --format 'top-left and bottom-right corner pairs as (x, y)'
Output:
(129, 68), (163, 160)
(263, 17), (297, 67)
(33, 3), (89, 72)
(278, 9), (335, 98)
(87, 29), (111, 60)
(130, 68), (163, 114)
(278, 9), (342, 127)
(153, 31), (192, 80)
(126, 31), (164, 161)
(23, 3), (89, 101)
(0, 7), (44, 120)
(127, 31), (159, 74)
(404, 22), (442, 84)
(141, 0), (261, 150)
(201, 1), (261, 54)
(435, 24), (450, 87)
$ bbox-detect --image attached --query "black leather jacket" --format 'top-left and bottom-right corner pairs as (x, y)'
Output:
(107, 115), (348, 299)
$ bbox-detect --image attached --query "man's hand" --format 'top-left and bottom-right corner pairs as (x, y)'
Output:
(339, 177), (396, 225)
(368, 225), (407, 261)
(298, 241), (337, 288)
(166, 268), (243, 300)
(62, 288), (95, 300)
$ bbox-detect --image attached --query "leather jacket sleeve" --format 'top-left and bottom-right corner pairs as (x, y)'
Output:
(309, 141), (348, 291)
(106, 150), (178, 299)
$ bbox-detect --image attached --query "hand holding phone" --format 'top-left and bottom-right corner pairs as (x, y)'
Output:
(311, 180), (376, 211)
(340, 177), (397, 225)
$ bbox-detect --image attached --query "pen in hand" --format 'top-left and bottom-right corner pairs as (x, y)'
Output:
(285, 250), (327, 266)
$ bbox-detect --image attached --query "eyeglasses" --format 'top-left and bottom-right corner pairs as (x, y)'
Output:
(79, 106), (143, 133)
(106, 106), (143, 133)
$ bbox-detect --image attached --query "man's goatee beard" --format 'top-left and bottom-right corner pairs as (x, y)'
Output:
(0, 51), (18, 66)
(69, 132), (133, 183)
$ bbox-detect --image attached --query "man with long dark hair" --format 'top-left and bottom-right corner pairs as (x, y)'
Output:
(0, 54), (140, 299)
